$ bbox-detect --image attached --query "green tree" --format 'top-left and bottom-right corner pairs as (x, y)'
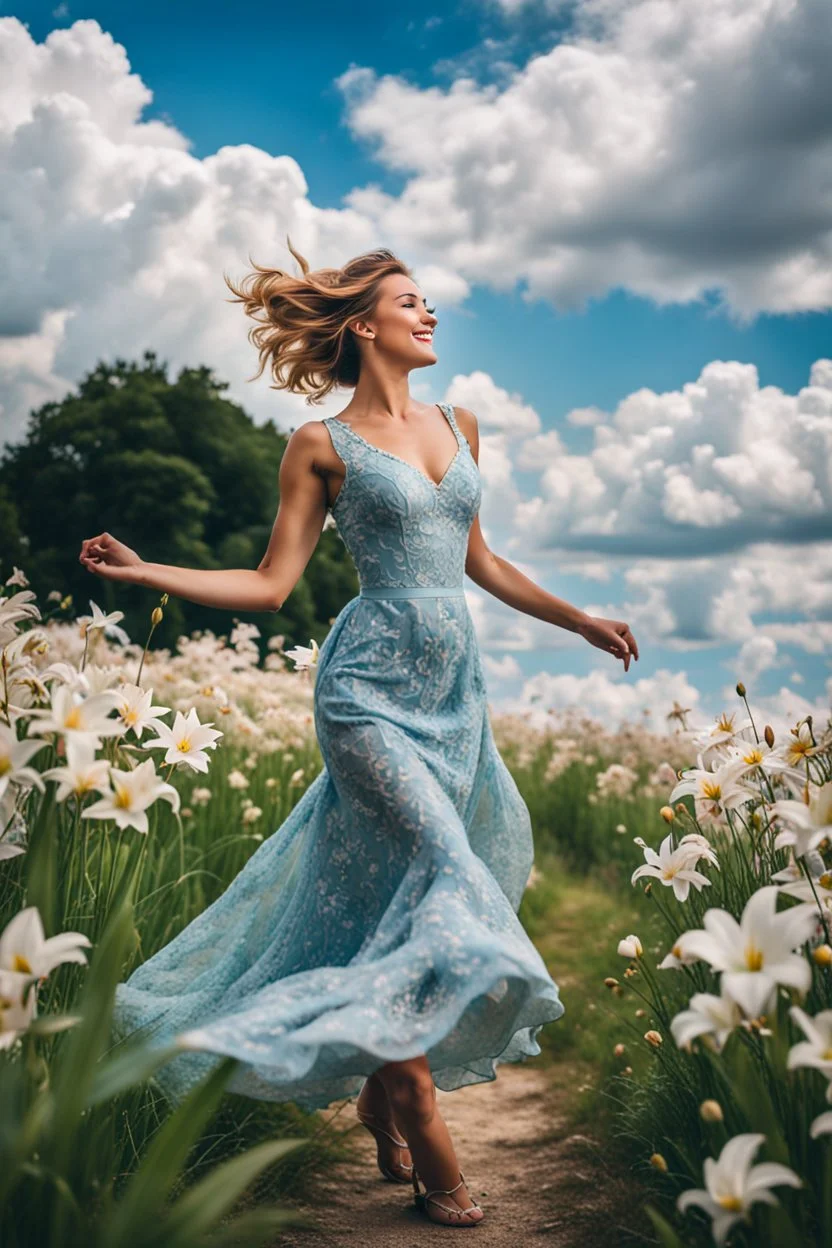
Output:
(0, 351), (357, 653)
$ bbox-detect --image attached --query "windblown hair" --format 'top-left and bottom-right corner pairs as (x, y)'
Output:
(224, 238), (412, 403)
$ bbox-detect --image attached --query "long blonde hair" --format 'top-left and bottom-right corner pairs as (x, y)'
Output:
(224, 238), (412, 403)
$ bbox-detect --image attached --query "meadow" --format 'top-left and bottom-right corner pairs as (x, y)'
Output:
(1, 567), (830, 1247)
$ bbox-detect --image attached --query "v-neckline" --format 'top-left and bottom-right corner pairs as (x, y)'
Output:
(327, 403), (462, 492)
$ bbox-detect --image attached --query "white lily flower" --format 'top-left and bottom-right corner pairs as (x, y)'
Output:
(81, 757), (180, 833)
(26, 685), (123, 745)
(722, 738), (796, 781)
(677, 1133), (801, 1246)
(41, 737), (112, 802)
(810, 1112), (832, 1138)
(669, 752), (754, 823)
(82, 600), (130, 644)
(112, 682), (171, 739)
(783, 719), (824, 766)
(284, 638), (319, 672)
(0, 968), (37, 1049)
(787, 1006), (832, 1082)
(140, 707), (223, 773)
(690, 713), (756, 770)
(0, 905), (92, 979)
(0, 723), (48, 801)
(770, 778), (832, 860)
(670, 989), (743, 1052)
(777, 868), (832, 916)
(0, 588), (41, 648)
(658, 939), (702, 970)
(677, 832), (721, 870)
(617, 934), (643, 959)
(4, 567), (30, 588)
(631, 833), (715, 902)
(674, 886), (817, 1017)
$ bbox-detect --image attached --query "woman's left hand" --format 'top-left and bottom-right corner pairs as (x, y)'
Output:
(577, 615), (639, 672)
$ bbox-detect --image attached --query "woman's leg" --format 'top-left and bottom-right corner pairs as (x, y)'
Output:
(356, 1070), (413, 1179)
(373, 1056), (484, 1223)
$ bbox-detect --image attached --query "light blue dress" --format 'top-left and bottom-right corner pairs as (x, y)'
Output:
(111, 402), (564, 1110)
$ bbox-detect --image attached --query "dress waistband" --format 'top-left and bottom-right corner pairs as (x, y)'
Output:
(359, 586), (465, 599)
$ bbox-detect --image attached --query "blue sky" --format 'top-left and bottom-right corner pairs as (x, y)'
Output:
(2, 1), (831, 733)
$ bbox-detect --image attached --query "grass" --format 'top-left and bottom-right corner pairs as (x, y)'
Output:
(520, 850), (663, 1123)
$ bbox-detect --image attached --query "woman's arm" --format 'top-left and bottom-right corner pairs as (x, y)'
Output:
(454, 406), (639, 671)
(79, 423), (331, 614)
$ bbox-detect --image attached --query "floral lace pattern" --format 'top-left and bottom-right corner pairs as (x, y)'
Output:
(111, 403), (564, 1111)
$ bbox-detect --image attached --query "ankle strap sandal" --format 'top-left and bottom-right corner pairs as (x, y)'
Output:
(356, 1108), (414, 1183)
(412, 1166), (483, 1226)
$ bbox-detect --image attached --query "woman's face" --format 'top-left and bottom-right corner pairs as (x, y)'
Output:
(356, 273), (438, 368)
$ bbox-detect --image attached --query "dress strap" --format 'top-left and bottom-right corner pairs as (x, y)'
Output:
(438, 403), (467, 449)
(321, 416), (363, 468)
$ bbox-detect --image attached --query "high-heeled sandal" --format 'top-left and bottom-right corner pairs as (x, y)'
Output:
(356, 1108), (414, 1184)
(412, 1166), (484, 1227)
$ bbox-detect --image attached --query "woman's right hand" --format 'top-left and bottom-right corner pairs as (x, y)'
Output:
(79, 531), (144, 583)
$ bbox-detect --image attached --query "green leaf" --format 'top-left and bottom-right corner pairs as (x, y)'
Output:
(725, 1035), (789, 1163)
(157, 1138), (309, 1247)
(203, 1206), (314, 1246)
(47, 892), (135, 1170)
(27, 1013), (83, 1037)
(85, 1037), (184, 1108)
(644, 1202), (686, 1248)
(101, 1053), (239, 1244)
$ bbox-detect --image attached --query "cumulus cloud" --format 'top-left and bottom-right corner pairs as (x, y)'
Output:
(338, 0), (832, 320)
(511, 359), (832, 557)
(0, 18), (462, 445)
(504, 664), (705, 734)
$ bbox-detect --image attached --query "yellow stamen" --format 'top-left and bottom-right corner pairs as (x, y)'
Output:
(64, 707), (82, 729)
(717, 1196), (743, 1212)
(745, 947), (764, 971)
(12, 953), (32, 973)
(177, 737), (191, 753)
(113, 783), (132, 810)
(0, 758), (12, 776)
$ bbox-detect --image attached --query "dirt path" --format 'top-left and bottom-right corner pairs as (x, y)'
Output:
(273, 1062), (650, 1247)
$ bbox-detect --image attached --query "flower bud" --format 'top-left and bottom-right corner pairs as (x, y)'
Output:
(644, 1030), (663, 1048)
(736, 681), (746, 696)
(635, 1008), (646, 1019)
(644, 882), (652, 896)
(660, 805), (675, 823)
(699, 1099), (723, 1123)
(674, 802), (687, 815)
(151, 606), (164, 626)
(161, 593), (169, 605)
(812, 944), (832, 967)
(604, 977), (619, 989)
(613, 1043), (625, 1057)
(764, 724), (774, 748)
(650, 1153), (668, 1172)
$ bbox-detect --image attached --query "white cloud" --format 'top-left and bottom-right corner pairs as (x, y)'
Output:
(502, 664), (705, 734)
(338, 0), (832, 320)
(510, 359), (832, 557)
(0, 18), (463, 445)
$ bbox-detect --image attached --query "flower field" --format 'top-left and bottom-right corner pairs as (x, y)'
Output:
(1, 563), (831, 1246)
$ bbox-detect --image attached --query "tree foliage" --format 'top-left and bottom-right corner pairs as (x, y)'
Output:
(0, 351), (357, 653)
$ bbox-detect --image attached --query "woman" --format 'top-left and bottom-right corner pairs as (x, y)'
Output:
(80, 243), (639, 1229)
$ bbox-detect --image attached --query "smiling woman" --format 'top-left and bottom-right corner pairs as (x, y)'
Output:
(90, 239), (639, 1232)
